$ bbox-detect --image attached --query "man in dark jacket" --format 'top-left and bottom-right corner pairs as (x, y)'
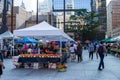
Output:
(0, 51), (5, 78)
(76, 43), (83, 62)
(97, 42), (107, 70)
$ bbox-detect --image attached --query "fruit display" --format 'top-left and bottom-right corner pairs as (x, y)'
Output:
(19, 54), (62, 58)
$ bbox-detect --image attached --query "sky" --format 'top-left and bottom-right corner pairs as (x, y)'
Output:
(53, 0), (91, 10)
(14, 0), (45, 12)
(14, 0), (112, 12)
(107, 0), (111, 5)
(14, 0), (91, 12)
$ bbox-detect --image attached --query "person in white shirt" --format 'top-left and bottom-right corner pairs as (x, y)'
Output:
(73, 43), (77, 54)
(27, 46), (33, 54)
(69, 44), (76, 61)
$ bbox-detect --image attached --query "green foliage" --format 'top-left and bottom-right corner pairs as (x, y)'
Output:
(69, 9), (100, 40)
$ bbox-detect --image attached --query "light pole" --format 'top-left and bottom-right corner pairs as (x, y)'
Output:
(0, 0), (8, 34)
(11, 0), (14, 33)
(63, 0), (65, 31)
(36, 0), (39, 24)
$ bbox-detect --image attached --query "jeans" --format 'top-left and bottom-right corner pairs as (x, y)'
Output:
(98, 53), (104, 69)
(89, 51), (94, 60)
(77, 54), (82, 62)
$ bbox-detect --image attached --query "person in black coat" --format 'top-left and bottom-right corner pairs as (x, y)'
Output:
(97, 42), (107, 70)
(0, 51), (5, 78)
(76, 43), (83, 62)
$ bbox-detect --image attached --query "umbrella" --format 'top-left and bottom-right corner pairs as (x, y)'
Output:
(100, 37), (116, 43)
(23, 37), (38, 43)
(85, 40), (91, 43)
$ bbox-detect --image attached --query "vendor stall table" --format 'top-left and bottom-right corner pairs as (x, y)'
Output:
(14, 54), (62, 69)
(18, 57), (61, 63)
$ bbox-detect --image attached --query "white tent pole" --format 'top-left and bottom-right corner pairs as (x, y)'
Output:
(12, 36), (14, 56)
(60, 36), (62, 54)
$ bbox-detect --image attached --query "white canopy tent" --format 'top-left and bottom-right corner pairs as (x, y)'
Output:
(13, 21), (74, 53)
(111, 36), (120, 41)
(114, 36), (120, 41)
(0, 31), (13, 50)
(0, 31), (13, 39)
(13, 21), (74, 41)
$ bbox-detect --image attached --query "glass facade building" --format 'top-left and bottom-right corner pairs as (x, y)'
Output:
(91, 0), (107, 39)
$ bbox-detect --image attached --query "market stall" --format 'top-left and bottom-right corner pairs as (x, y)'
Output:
(13, 21), (74, 69)
(0, 30), (13, 50)
(13, 21), (74, 53)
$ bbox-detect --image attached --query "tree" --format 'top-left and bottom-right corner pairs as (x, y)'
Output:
(69, 9), (100, 41)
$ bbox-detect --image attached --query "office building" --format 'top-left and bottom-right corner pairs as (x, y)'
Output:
(91, 0), (107, 39)
(107, 0), (120, 37)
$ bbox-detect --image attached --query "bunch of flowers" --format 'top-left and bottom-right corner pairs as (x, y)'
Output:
(57, 65), (67, 69)
(57, 64), (67, 72)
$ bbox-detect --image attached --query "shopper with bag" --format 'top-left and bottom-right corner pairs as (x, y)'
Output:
(97, 42), (107, 71)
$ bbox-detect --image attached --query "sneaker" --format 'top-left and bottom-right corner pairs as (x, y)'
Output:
(102, 67), (104, 69)
(98, 68), (102, 71)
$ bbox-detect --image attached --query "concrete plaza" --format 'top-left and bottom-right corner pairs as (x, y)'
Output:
(2, 50), (120, 80)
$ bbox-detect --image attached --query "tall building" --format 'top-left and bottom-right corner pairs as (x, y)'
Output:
(66, 0), (74, 15)
(107, 0), (120, 37)
(0, 0), (4, 13)
(38, 0), (52, 13)
(20, 0), (26, 9)
(6, 6), (32, 31)
(0, 0), (3, 25)
(0, 0), (11, 14)
(91, 0), (107, 39)
(0, 0), (11, 32)
(25, 12), (56, 28)
(56, 0), (75, 30)
(91, 0), (98, 12)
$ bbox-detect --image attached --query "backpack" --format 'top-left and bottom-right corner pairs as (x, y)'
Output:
(97, 46), (104, 54)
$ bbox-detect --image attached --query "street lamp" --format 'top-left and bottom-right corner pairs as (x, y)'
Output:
(0, 0), (8, 34)
(36, 0), (39, 24)
(11, 0), (14, 33)
(63, 0), (65, 31)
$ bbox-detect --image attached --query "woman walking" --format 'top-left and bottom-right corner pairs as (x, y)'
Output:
(88, 43), (94, 60)
(76, 43), (83, 62)
(69, 44), (76, 61)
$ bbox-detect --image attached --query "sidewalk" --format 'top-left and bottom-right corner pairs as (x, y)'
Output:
(2, 50), (120, 80)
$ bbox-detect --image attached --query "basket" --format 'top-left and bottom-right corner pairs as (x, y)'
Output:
(58, 68), (67, 72)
